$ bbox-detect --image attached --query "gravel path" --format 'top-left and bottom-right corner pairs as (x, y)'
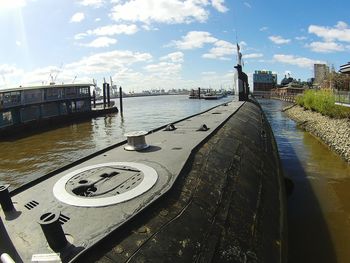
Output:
(284, 105), (350, 162)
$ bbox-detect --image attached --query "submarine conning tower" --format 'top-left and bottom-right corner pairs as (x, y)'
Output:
(235, 64), (250, 101)
(234, 42), (250, 102)
(0, 98), (287, 263)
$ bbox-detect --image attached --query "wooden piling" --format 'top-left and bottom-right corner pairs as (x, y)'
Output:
(107, 83), (111, 107)
(119, 87), (123, 114)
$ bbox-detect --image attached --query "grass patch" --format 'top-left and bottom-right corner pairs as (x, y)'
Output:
(296, 90), (350, 118)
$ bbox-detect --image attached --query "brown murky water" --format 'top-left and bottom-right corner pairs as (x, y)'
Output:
(260, 99), (350, 263)
(0, 95), (232, 188)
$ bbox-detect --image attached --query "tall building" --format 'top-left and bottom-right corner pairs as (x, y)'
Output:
(314, 64), (329, 86)
(253, 70), (277, 92)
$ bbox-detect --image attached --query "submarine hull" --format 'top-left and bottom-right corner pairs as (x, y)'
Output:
(77, 101), (287, 263)
(0, 100), (287, 263)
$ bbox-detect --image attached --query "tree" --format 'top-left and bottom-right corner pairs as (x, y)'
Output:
(325, 71), (350, 91)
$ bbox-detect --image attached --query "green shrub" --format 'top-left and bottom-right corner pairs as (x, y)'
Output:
(295, 94), (304, 107)
(296, 90), (350, 118)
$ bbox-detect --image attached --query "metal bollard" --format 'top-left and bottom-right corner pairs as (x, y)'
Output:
(0, 185), (14, 212)
(38, 212), (67, 251)
(124, 131), (149, 151)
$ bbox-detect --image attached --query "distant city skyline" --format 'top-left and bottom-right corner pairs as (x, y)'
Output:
(1, 0), (350, 91)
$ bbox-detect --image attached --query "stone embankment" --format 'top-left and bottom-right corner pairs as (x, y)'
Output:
(284, 104), (350, 162)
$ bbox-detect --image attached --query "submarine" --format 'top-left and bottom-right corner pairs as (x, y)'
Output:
(0, 47), (287, 263)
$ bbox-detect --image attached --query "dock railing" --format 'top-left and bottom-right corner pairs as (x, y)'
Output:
(270, 93), (298, 103)
(334, 90), (350, 107)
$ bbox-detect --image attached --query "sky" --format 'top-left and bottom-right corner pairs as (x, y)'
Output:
(0, 0), (350, 92)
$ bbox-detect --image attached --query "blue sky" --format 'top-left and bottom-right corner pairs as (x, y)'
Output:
(0, 0), (350, 92)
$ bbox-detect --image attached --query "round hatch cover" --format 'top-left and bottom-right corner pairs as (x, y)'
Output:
(53, 162), (158, 207)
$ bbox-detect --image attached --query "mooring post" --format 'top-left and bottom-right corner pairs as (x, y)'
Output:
(107, 83), (111, 107)
(38, 212), (68, 251)
(103, 82), (107, 109)
(93, 90), (96, 108)
(198, 87), (201, 99)
(0, 185), (14, 212)
(119, 86), (123, 114)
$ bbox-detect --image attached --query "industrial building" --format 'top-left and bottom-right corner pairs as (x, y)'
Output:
(253, 70), (277, 95)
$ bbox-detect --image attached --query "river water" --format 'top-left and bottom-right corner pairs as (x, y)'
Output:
(0, 95), (232, 188)
(1, 96), (350, 262)
(259, 99), (350, 263)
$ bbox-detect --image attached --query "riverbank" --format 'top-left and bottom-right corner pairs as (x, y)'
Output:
(284, 104), (350, 162)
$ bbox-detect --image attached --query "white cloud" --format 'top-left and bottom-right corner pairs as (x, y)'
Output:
(15, 41), (22, 46)
(74, 33), (88, 40)
(113, 68), (143, 82)
(0, 50), (152, 88)
(269, 35), (291, 44)
(95, 18), (101, 22)
(87, 24), (138, 36)
(211, 0), (228, 12)
(238, 41), (247, 50)
(142, 24), (159, 31)
(171, 33), (245, 60)
(171, 31), (217, 50)
(259, 26), (268, 32)
(295, 36), (307, 41)
(160, 52), (184, 63)
(70, 12), (85, 23)
(22, 66), (63, 85)
(308, 21), (350, 42)
(0, 66), (78, 88)
(243, 2), (251, 8)
(65, 50), (153, 74)
(273, 54), (326, 69)
(75, 24), (138, 40)
(82, 37), (117, 48)
(244, 53), (263, 59)
(110, 0), (210, 24)
(78, 0), (104, 8)
(0, 64), (22, 76)
(306, 41), (346, 53)
(202, 40), (235, 60)
(0, 65), (71, 88)
(144, 62), (182, 76)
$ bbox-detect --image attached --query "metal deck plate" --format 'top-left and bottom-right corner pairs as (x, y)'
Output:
(0, 100), (244, 262)
(53, 162), (158, 207)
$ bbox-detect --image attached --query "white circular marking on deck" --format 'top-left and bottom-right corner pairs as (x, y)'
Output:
(53, 162), (158, 207)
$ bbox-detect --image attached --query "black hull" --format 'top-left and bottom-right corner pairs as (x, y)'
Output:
(78, 101), (287, 263)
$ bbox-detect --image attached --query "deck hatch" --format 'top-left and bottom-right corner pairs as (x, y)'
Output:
(53, 162), (158, 207)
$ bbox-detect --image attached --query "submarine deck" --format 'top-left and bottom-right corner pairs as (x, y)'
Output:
(78, 101), (287, 263)
(0, 100), (287, 263)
